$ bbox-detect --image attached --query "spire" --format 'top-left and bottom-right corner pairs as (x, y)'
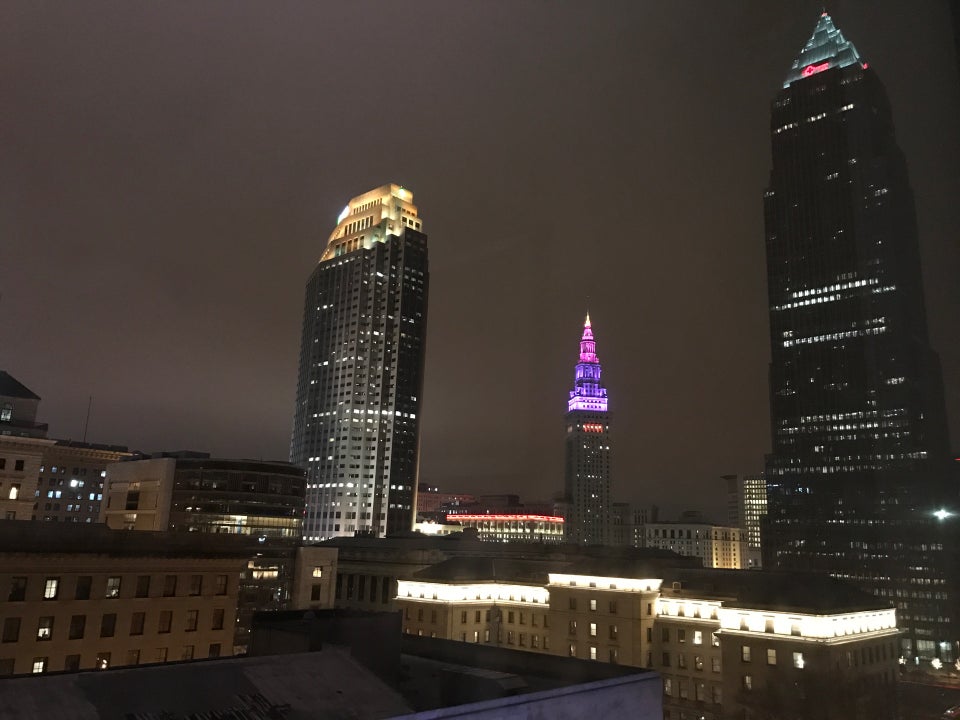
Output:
(783, 12), (864, 87)
(568, 314), (608, 413)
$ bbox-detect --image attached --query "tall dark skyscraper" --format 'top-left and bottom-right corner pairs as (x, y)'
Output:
(763, 14), (957, 660)
(564, 314), (612, 545)
(291, 184), (428, 541)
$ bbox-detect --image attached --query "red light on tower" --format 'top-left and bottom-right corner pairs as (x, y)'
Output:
(801, 62), (831, 78)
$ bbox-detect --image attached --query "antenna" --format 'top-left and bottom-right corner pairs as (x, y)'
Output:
(82, 396), (92, 443)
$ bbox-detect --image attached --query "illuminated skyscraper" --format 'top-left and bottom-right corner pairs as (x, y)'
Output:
(763, 14), (956, 659)
(563, 314), (612, 545)
(291, 184), (428, 541)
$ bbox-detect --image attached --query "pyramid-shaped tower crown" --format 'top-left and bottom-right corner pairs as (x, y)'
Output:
(783, 12), (863, 87)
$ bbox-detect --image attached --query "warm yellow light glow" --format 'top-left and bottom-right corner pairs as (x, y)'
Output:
(397, 580), (549, 605)
(548, 574), (662, 592)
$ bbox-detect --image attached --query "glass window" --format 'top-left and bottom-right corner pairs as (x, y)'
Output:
(158, 611), (172, 634)
(678, 629), (686, 643)
(793, 651), (805, 669)
(312, 567), (323, 578)
(741, 645), (752, 662)
(589, 622), (597, 637)
(135, 576), (150, 598)
(130, 612), (145, 636)
(100, 614), (116, 638)
(767, 648), (777, 665)
(64, 655), (80, 672)
(663, 678), (672, 696)
(181, 645), (195, 661)
(693, 630), (703, 645)
(215, 575), (228, 596)
(189, 575), (202, 596)
(208, 643), (221, 658)
(75, 576), (92, 600)
(126, 649), (140, 666)
(212, 609), (225, 631)
(105, 577), (121, 598)
(68, 615), (86, 640)
(743, 674), (753, 690)
(185, 610), (198, 632)
(96, 652), (110, 670)
(1, 618), (20, 643)
(32, 658), (47, 674)
(36, 617), (53, 641)
(163, 575), (177, 597)
(712, 656), (721, 672)
(43, 578), (59, 600)
(8, 577), (26, 602)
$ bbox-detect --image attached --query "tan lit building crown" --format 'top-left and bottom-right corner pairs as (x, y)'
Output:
(320, 184), (421, 262)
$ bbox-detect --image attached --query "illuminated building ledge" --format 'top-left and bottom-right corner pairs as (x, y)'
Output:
(397, 580), (550, 605)
(658, 595), (897, 642)
(548, 574), (661, 593)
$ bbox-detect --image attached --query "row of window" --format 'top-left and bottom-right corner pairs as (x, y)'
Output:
(2, 607), (226, 643)
(740, 645), (805, 668)
(14, 643), (222, 675)
(8, 574), (229, 602)
(663, 677), (721, 704)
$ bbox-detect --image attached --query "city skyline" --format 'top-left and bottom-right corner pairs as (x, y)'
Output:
(2, 2), (958, 519)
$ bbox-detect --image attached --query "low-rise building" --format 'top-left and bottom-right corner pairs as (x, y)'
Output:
(100, 452), (335, 652)
(37, 441), (134, 524)
(724, 474), (767, 569)
(0, 521), (248, 675)
(645, 519), (746, 569)
(394, 557), (899, 720)
(450, 514), (565, 544)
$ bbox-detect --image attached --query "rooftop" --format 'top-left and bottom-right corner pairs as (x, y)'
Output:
(0, 520), (255, 559)
(663, 568), (891, 615)
(0, 371), (41, 400)
(783, 12), (863, 87)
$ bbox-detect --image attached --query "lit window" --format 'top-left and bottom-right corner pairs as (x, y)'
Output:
(589, 623), (597, 637)
(743, 674), (753, 691)
(32, 658), (46, 674)
(741, 645), (751, 662)
(43, 578), (59, 600)
(106, 577), (121, 598)
(767, 648), (777, 665)
(589, 646), (597, 660)
(793, 651), (805, 669)
(693, 630), (702, 645)
(36, 617), (53, 641)
(312, 567), (323, 578)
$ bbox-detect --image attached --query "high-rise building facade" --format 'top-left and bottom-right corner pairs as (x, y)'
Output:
(563, 315), (612, 545)
(291, 184), (429, 541)
(724, 474), (767, 568)
(762, 14), (956, 660)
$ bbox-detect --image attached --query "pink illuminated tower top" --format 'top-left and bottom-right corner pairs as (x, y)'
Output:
(568, 313), (608, 413)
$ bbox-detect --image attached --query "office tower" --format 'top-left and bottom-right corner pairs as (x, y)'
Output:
(723, 474), (767, 568)
(563, 314), (612, 545)
(291, 184), (429, 541)
(762, 13), (956, 660)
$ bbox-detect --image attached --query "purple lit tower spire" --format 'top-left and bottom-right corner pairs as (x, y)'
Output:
(563, 313), (612, 546)
(568, 313), (609, 413)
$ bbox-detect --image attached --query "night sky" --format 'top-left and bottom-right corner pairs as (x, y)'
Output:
(3, 1), (959, 520)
